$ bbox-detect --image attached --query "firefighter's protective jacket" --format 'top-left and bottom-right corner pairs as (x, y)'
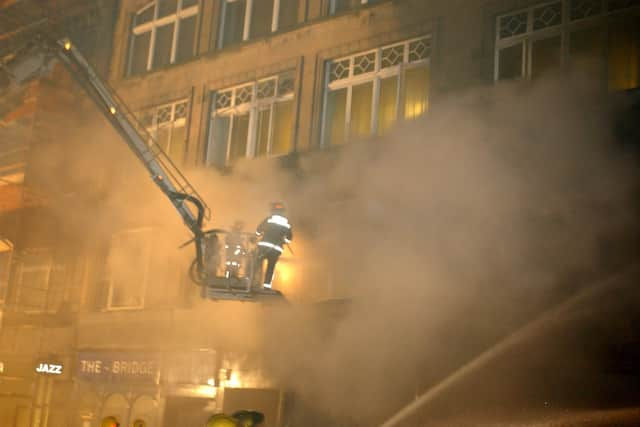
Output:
(256, 214), (293, 253)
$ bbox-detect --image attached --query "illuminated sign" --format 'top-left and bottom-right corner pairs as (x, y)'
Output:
(35, 362), (64, 375)
(77, 352), (159, 383)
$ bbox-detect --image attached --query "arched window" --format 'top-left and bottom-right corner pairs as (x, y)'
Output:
(128, 0), (199, 76)
(0, 239), (13, 304)
(101, 393), (129, 426)
(130, 395), (159, 427)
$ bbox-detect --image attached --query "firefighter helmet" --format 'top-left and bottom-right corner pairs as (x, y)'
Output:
(270, 201), (286, 214)
(206, 414), (238, 427)
(100, 416), (119, 427)
(232, 410), (265, 426)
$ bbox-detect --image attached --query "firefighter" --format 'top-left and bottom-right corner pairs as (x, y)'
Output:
(232, 410), (265, 426)
(225, 220), (247, 279)
(255, 202), (293, 289)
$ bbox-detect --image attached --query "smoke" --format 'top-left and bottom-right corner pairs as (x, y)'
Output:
(249, 77), (636, 423)
(21, 71), (639, 423)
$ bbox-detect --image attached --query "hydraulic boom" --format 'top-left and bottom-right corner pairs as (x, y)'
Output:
(1, 35), (284, 301)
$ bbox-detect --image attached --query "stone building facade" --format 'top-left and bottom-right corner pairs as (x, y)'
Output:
(0, 0), (638, 426)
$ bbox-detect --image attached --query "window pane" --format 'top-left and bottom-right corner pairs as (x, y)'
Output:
(251, 0), (274, 39)
(136, 5), (155, 25)
(256, 108), (271, 157)
(403, 66), (429, 120)
(222, 0), (246, 47)
(19, 254), (51, 311)
(108, 232), (149, 308)
(168, 125), (187, 165)
(570, 0), (601, 20)
(531, 36), (562, 79)
(182, 0), (198, 8)
(325, 88), (347, 145)
(350, 81), (373, 139)
(102, 394), (128, 425)
(0, 247), (11, 301)
(153, 23), (175, 69)
(209, 115), (230, 167)
(532, 2), (562, 31)
(570, 27), (604, 79)
(230, 113), (250, 161)
(278, 0), (298, 30)
(377, 76), (398, 135)
(498, 43), (523, 80)
(19, 281), (47, 309)
(130, 396), (159, 427)
(156, 126), (171, 153)
(46, 264), (66, 312)
(272, 100), (293, 155)
(176, 15), (197, 62)
(608, 20), (640, 91)
(332, 0), (356, 14)
(130, 32), (151, 75)
(158, 0), (178, 17)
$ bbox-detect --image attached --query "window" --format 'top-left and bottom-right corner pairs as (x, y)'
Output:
(127, 0), (199, 76)
(143, 100), (189, 165)
(328, 0), (382, 15)
(218, 0), (299, 48)
(0, 240), (13, 304)
(130, 396), (159, 427)
(607, 17), (640, 90)
(15, 251), (66, 312)
(207, 72), (296, 166)
(321, 37), (430, 146)
(495, 0), (640, 85)
(495, 2), (564, 81)
(101, 394), (128, 426)
(106, 229), (151, 310)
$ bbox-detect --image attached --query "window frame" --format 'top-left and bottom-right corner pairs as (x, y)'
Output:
(14, 250), (54, 313)
(127, 0), (199, 75)
(105, 228), (152, 311)
(328, 0), (382, 15)
(320, 36), (431, 147)
(144, 99), (190, 164)
(208, 72), (297, 165)
(494, 0), (640, 82)
(217, 0), (298, 49)
(0, 239), (14, 305)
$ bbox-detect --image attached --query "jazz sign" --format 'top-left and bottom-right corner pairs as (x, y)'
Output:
(35, 362), (64, 375)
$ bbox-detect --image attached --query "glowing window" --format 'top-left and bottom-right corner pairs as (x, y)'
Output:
(494, 0), (640, 83)
(207, 72), (296, 166)
(0, 240), (13, 304)
(106, 229), (152, 310)
(322, 36), (430, 146)
(144, 100), (189, 166)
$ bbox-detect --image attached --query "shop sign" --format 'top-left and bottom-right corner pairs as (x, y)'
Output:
(76, 352), (159, 383)
(35, 361), (64, 375)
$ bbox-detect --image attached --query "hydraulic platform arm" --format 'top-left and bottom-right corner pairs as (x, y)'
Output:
(2, 35), (285, 301)
(2, 35), (211, 274)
